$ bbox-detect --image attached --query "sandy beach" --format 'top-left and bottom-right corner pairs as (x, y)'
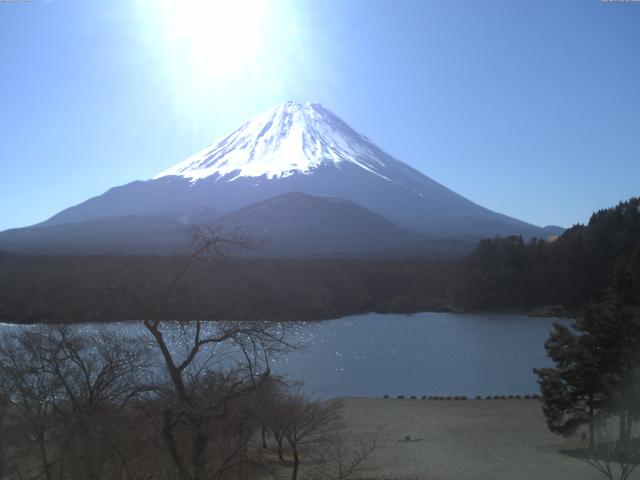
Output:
(335, 397), (614, 480)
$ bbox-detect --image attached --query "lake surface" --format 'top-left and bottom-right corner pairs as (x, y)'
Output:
(279, 312), (571, 399)
(0, 312), (570, 399)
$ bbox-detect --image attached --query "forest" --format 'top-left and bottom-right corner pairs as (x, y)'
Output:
(0, 197), (638, 324)
(455, 197), (640, 312)
(0, 198), (638, 479)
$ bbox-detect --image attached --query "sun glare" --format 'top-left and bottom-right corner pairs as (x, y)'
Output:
(159, 0), (268, 78)
(135, 0), (315, 124)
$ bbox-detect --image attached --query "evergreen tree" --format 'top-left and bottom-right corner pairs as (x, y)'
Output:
(535, 261), (640, 447)
(578, 300), (638, 443)
(534, 323), (606, 447)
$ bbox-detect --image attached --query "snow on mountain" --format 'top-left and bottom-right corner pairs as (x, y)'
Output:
(17, 100), (557, 244)
(153, 101), (392, 182)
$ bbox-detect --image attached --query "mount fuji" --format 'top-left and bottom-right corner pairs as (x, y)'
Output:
(0, 101), (561, 256)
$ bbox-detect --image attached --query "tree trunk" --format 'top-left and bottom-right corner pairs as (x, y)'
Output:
(588, 394), (595, 450)
(145, 323), (188, 403)
(37, 431), (52, 480)
(162, 408), (191, 480)
(290, 444), (300, 480)
(192, 426), (208, 480)
(277, 434), (285, 463)
(620, 411), (628, 443)
(261, 426), (268, 449)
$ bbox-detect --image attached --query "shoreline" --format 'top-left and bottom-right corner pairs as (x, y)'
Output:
(0, 306), (575, 326)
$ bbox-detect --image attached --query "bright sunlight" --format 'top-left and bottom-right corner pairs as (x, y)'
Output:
(156, 0), (268, 78)
(135, 0), (314, 124)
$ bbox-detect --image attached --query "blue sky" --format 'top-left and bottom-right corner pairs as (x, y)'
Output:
(0, 0), (638, 231)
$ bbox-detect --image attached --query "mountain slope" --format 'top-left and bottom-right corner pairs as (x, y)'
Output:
(37, 102), (553, 240)
(213, 192), (411, 238)
(211, 192), (474, 257)
(0, 216), (188, 254)
(0, 193), (475, 257)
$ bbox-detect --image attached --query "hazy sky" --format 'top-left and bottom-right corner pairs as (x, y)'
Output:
(1, 0), (639, 231)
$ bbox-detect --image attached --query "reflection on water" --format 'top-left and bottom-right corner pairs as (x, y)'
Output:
(282, 312), (570, 399)
(0, 312), (570, 399)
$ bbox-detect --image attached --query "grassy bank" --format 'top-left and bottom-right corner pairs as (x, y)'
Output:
(335, 397), (608, 480)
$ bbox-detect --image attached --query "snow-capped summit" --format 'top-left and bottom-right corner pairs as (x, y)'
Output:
(24, 101), (556, 244)
(154, 101), (392, 182)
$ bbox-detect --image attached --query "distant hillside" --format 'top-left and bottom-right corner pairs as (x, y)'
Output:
(211, 192), (475, 258)
(0, 192), (476, 258)
(454, 197), (640, 310)
(0, 216), (189, 254)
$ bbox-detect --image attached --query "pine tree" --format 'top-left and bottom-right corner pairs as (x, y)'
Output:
(534, 323), (606, 447)
(535, 259), (640, 447)
(578, 300), (638, 443)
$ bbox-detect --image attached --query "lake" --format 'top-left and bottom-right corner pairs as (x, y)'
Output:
(280, 312), (570, 398)
(0, 312), (570, 399)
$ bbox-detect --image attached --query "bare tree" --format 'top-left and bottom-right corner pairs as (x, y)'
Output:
(259, 389), (384, 480)
(258, 388), (353, 480)
(43, 327), (151, 480)
(581, 428), (640, 480)
(0, 326), (150, 480)
(0, 390), (11, 479)
(254, 375), (292, 461)
(282, 396), (340, 480)
(109, 225), (295, 480)
(0, 226), (297, 480)
(0, 329), (61, 480)
(308, 428), (383, 480)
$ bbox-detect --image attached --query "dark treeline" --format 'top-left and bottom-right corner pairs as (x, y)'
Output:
(0, 255), (453, 324)
(455, 197), (640, 312)
(0, 228), (382, 480)
(1, 197), (639, 324)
